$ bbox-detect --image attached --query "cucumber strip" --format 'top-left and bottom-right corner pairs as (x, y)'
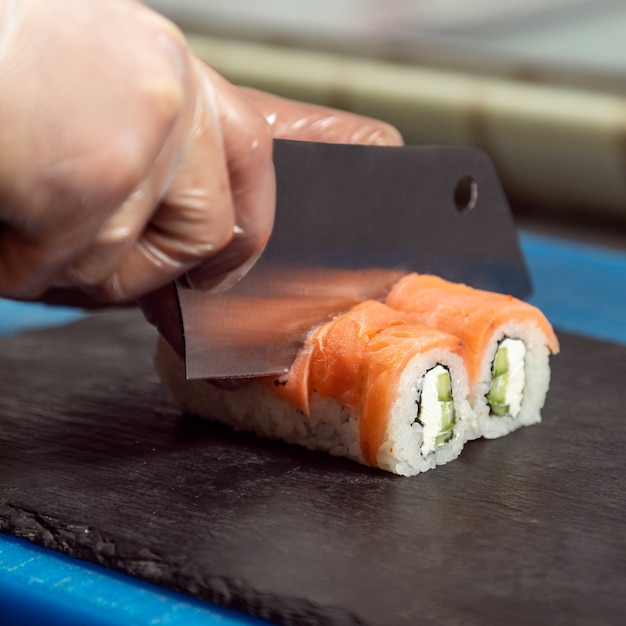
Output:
(487, 338), (526, 417)
(417, 366), (456, 454)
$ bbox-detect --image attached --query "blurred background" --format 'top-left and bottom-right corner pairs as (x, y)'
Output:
(145, 0), (626, 246)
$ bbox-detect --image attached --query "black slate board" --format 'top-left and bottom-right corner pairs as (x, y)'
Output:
(1, 309), (625, 626)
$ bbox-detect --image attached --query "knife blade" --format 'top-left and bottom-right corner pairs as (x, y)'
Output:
(173, 139), (531, 379)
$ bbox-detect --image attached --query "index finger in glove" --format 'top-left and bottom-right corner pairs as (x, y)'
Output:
(239, 87), (404, 146)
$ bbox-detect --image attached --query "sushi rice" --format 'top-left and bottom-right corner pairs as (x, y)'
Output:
(155, 337), (474, 476)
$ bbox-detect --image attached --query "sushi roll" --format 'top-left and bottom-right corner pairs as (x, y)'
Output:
(385, 274), (560, 439)
(155, 300), (474, 476)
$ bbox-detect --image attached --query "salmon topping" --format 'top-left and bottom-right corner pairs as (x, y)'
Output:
(270, 300), (468, 465)
(386, 273), (559, 382)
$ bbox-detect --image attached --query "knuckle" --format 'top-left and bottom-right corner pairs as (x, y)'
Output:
(249, 114), (274, 159)
(140, 71), (185, 129)
(139, 29), (189, 130)
(352, 122), (404, 146)
(227, 113), (274, 184)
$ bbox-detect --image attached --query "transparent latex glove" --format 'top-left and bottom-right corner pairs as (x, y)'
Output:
(0, 0), (275, 304)
(238, 87), (404, 147)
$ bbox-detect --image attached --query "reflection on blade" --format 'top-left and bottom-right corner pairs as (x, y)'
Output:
(178, 266), (405, 378)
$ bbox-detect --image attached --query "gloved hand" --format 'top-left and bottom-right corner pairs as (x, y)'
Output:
(0, 0), (276, 303)
(0, 0), (402, 307)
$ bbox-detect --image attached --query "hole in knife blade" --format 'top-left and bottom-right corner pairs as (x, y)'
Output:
(454, 176), (478, 214)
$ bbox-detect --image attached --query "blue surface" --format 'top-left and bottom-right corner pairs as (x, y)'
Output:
(0, 301), (85, 337)
(1, 230), (626, 625)
(0, 536), (266, 626)
(521, 232), (626, 345)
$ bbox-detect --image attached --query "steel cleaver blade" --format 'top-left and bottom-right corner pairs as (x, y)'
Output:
(174, 139), (531, 379)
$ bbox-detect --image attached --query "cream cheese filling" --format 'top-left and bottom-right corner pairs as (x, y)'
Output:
(417, 365), (455, 455)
